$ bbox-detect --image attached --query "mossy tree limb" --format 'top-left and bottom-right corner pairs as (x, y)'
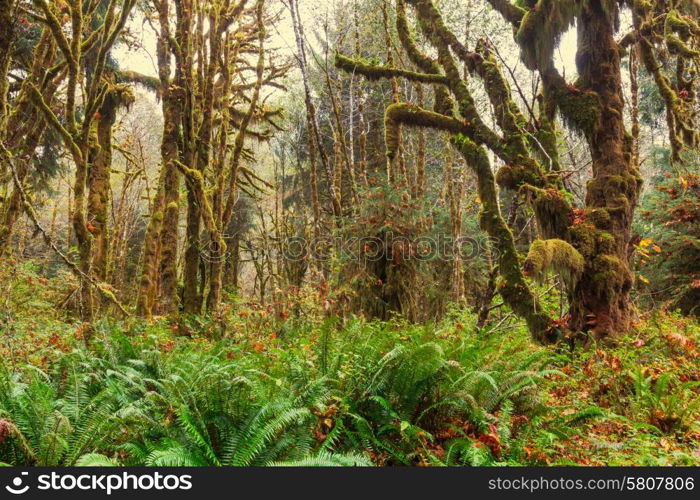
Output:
(454, 135), (557, 343)
(334, 54), (449, 85)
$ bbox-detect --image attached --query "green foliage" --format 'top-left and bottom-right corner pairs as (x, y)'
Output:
(1, 308), (698, 466)
(0, 310), (555, 467)
(636, 150), (700, 314)
(630, 367), (700, 433)
(334, 181), (485, 322)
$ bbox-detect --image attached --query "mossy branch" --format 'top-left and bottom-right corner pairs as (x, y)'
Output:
(395, 0), (455, 114)
(115, 70), (162, 93)
(632, 0), (698, 161)
(334, 53), (448, 85)
(545, 70), (602, 135)
(27, 83), (82, 163)
(32, 0), (74, 70)
(174, 161), (220, 238)
(515, 0), (576, 71)
(483, 0), (526, 27)
(452, 134), (557, 343)
(384, 103), (467, 158)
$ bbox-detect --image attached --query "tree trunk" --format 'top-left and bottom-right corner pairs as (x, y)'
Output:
(87, 90), (126, 282)
(567, 1), (640, 339)
(138, 0), (180, 316)
(156, 94), (182, 314)
(0, 0), (17, 136)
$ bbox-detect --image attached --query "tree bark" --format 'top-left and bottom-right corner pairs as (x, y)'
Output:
(566, 1), (640, 339)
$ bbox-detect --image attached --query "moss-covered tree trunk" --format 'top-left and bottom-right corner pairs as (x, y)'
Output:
(137, 0), (182, 317)
(87, 87), (133, 283)
(155, 0), (182, 316)
(157, 105), (181, 314)
(566, 1), (640, 338)
(0, 28), (55, 256)
(180, 0), (203, 316)
(0, 0), (17, 137)
(0, 116), (47, 255)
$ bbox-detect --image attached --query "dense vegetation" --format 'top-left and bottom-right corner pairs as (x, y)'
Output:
(1, 286), (699, 465)
(0, 0), (699, 466)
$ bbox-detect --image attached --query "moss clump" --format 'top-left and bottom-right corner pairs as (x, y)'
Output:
(525, 186), (572, 239)
(567, 224), (597, 258)
(495, 163), (542, 190)
(595, 231), (617, 254)
(553, 85), (601, 135)
(586, 208), (611, 229)
(524, 238), (584, 292)
(587, 174), (640, 207)
(567, 222), (619, 259)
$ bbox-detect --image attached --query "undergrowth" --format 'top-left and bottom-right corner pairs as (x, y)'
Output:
(0, 309), (698, 466)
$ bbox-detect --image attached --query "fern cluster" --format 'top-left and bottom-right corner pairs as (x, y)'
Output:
(0, 314), (562, 466)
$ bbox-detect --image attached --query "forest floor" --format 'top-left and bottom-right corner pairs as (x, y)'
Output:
(1, 273), (698, 466)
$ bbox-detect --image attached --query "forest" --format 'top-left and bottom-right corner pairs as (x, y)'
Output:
(0, 0), (698, 467)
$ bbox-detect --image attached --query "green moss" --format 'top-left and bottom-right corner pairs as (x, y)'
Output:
(591, 254), (632, 297)
(384, 103), (465, 159)
(665, 34), (700, 58)
(586, 208), (611, 229)
(587, 174), (640, 205)
(524, 186), (572, 239)
(334, 53), (449, 84)
(515, 0), (576, 71)
(567, 224), (597, 258)
(524, 238), (584, 291)
(595, 231), (617, 254)
(495, 164), (542, 190)
(553, 85), (601, 135)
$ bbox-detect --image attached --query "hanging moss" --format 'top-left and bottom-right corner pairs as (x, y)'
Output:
(551, 83), (601, 135)
(524, 238), (584, 292)
(99, 84), (135, 122)
(515, 0), (577, 71)
(524, 185), (571, 239)
(115, 70), (161, 93)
